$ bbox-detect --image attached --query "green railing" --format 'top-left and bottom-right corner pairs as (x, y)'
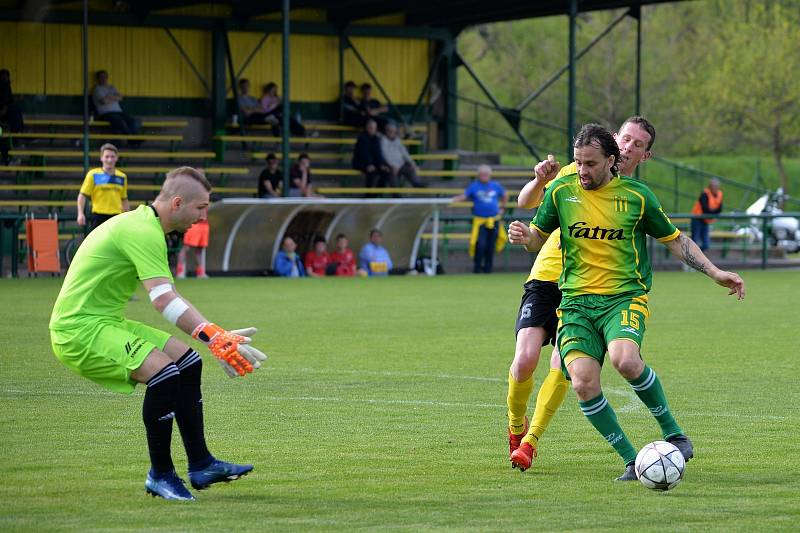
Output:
(452, 91), (799, 213)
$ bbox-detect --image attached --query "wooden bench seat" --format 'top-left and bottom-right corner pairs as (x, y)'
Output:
(0, 165), (248, 175)
(247, 152), (458, 162)
(9, 150), (215, 160)
(2, 132), (183, 142)
(213, 134), (421, 146)
(228, 122), (426, 133)
(25, 119), (188, 128)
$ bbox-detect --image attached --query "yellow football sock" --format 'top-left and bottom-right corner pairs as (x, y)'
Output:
(523, 368), (569, 446)
(507, 372), (534, 434)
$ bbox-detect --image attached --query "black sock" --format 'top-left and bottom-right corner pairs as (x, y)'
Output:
(143, 363), (180, 475)
(175, 349), (213, 471)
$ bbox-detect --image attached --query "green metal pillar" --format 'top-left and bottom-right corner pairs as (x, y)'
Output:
(281, 0), (291, 196)
(338, 34), (345, 122)
(634, 6), (642, 116)
(444, 42), (458, 151)
(81, 0), (89, 172)
(211, 29), (227, 133)
(567, 0), (578, 157)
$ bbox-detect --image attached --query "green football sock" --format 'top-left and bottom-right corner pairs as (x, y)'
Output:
(579, 393), (637, 465)
(628, 365), (683, 439)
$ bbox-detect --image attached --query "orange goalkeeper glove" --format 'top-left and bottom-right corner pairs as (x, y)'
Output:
(191, 323), (267, 377)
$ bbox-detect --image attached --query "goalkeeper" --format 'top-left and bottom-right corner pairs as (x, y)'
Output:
(49, 167), (267, 501)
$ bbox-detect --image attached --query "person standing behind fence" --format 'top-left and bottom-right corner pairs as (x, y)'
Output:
(77, 143), (129, 232)
(452, 165), (509, 273)
(691, 178), (723, 252)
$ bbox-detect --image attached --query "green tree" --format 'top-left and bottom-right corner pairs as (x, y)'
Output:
(687, 0), (800, 193)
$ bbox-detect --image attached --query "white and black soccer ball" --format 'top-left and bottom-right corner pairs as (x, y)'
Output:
(634, 441), (685, 491)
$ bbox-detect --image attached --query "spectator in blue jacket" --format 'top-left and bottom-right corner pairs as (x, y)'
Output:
(358, 229), (393, 276)
(274, 236), (306, 277)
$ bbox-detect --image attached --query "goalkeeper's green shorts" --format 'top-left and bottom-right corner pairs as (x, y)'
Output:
(50, 318), (171, 394)
(556, 291), (650, 379)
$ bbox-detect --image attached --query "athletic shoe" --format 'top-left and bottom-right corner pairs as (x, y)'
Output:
(508, 416), (529, 457)
(510, 442), (538, 472)
(615, 463), (637, 481)
(667, 434), (694, 462)
(145, 469), (195, 500)
(189, 459), (253, 490)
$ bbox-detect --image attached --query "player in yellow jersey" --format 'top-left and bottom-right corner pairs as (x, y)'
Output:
(509, 124), (744, 480)
(76, 143), (129, 232)
(506, 117), (657, 471)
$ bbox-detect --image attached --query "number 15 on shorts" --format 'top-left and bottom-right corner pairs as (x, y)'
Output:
(620, 309), (641, 330)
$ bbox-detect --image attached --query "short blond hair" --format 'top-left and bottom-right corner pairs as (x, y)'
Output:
(165, 166), (211, 192)
(157, 167), (212, 202)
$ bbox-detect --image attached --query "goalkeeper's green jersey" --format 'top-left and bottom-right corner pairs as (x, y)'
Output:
(531, 173), (680, 297)
(50, 205), (173, 330)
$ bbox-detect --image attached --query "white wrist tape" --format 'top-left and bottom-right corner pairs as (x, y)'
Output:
(162, 297), (190, 325)
(148, 283), (173, 302)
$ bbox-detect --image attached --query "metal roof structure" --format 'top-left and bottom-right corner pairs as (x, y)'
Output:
(3, 0), (678, 32)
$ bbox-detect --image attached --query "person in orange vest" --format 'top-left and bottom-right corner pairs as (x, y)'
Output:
(691, 178), (723, 251)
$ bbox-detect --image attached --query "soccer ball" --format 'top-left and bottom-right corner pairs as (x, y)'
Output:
(634, 441), (685, 491)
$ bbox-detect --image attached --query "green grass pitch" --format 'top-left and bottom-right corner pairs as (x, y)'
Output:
(1, 271), (798, 531)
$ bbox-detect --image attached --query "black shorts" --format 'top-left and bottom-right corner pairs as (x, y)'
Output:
(515, 279), (562, 346)
(89, 213), (117, 233)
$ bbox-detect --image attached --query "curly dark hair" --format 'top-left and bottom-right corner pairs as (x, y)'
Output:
(573, 123), (621, 175)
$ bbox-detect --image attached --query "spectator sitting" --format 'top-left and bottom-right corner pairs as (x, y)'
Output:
(274, 236), (306, 277)
(0, 68), (24, 164)
(352, 119), (390, 191)
(358, 228), (393, 276)
(341, 80), (367, 128)
(289, 153), (317, 197)
(380, 122), (425, 188)
(258, 153), (282, 198)
(304, 236), (330, 278)
(330, 233), (357, 276)
(359, 83), (389, 131)
(237, 78), (272, 126)
(92, 70), (141, 140)
(260, 82), (306, 136)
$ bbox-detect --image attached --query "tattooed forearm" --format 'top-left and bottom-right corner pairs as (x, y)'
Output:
(679, 234), (707, 273)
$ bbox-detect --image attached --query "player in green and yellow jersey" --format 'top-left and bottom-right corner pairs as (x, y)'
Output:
(51, 167), (267, 500)
(506, 117), (657, 471)
(509, 124), (745, 480)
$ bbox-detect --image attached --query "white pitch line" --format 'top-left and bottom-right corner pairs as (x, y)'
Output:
(605, 387), (643, 414)
(260, 395), (505, 409)
(1, 389), (790, 420)
(281, 367), (504, 383)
